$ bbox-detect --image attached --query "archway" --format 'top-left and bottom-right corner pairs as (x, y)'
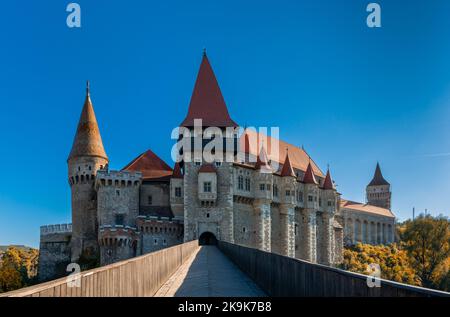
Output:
(199, 232), (217, 245)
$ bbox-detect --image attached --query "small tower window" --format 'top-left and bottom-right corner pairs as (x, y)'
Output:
(175, 187), (182, 197)
(215, 161), (222, 167)
(245, 178), (251, 191)
(238, 176), (244, 190)
(148, 195), (153, 205)
(203, 182), (212, 193)
(116, 190), (120, 196)
(259, 184), (265, 191)
(115, 214), (124, 226)
(206, 213), (210, 218)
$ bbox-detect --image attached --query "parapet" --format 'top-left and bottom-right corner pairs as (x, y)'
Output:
(40, 223), (72, 236)
(96, 170), (143, 187)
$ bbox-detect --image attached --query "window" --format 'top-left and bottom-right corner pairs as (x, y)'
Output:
(206, 213), (210, 218)
(273, 185), (278, 197)
(195, 160), (201, 166)
(297, 191), (303, 202)
(259, 183), (265, 191)
(175, 187), (182, 197)
(163, 239), (167, 245)
(203, 182), (212, 193)
(319, 198), (322, 206)
(238, 175), (244, 190)
(327, 200), (333, 207)
(115, 214), (124, 226)
(148, 195), (153, 205)
(266, 184), (271, 191)
(245, 178), (251, 191)
(215, 161), (222, 167)
(285, 190), (291, 196)
(154, 239), (158, 245)
(308, 195), (313, 202)
(243, 227), (246, 233)
(116, 190), (120, 196)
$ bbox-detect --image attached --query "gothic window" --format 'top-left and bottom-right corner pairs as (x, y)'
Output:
(175, 187), (182, 197)
(203, 182), (212, 193)
(259, 183), (265, 191)
(148, 195), (153, 205)
(308, 195), (313, 202)
(245, 178), (251, 191)
(238, 175), (244, 190)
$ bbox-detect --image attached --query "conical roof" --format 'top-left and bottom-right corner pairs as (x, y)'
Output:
(368, 162), (390, 186)
(280, 151), (295, 177)
(180, 52), (238, 128)
(303, 161), (318, 184)
(68, 82), (108, 162)
(323, 168), (334, 190)
(172, 162), (183, 179)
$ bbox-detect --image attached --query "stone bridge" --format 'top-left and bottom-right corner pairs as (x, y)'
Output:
(1, 241), (448, 297)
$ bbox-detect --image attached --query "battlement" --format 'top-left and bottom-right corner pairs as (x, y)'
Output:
(96, 170), (142, 187)
(40, 223), (72, 236)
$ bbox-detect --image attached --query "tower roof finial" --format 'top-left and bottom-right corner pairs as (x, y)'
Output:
(203, 48), (207, 56)
(86, 80), (90, 96)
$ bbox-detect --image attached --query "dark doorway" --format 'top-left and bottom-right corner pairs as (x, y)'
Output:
(199, 232), (217, 245)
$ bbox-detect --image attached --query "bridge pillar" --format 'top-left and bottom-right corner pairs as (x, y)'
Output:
(279, 204), (295, 257)
(253, 199), (271, 252)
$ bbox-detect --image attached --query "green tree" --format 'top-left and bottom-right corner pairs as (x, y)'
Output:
(400, 215), (450, 290)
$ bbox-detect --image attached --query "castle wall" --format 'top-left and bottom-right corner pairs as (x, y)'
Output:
(38, 224), (72, 282)
(139, 217), (184, 254)
(232, 202), (255, 248)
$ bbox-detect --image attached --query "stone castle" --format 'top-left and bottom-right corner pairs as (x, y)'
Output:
(38, 53), (396, 281)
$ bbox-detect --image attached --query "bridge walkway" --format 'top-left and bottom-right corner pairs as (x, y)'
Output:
(155, 246), (266, 297)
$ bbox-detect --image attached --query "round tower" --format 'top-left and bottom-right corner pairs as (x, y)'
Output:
(366, 162), (391, 210)
(68, 82), (109, 266)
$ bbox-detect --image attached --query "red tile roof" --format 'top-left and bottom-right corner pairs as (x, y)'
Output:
(322, 168), (334, 190)
(180, 53), (238, 128)
(198, 164), (217, 173)
(239, 129), (324, 177)
(303, 161), (318, 184)
(122, 150), (173, 181)
(280, 152), (295, 177)
(172, 162), (183, 179)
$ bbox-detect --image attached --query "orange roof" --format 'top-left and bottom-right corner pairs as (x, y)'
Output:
(340, 199), (395, 218)
(122, 150), (173, 181)
(239, 129), (324, 178)
(68, 82), (108, 162)
(180, 53), (238, 128)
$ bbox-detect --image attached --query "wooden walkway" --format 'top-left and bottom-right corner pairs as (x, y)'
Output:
(155, 246), (266, 297)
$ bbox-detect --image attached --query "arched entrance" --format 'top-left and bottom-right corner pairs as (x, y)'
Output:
(199, 232), (217, 245)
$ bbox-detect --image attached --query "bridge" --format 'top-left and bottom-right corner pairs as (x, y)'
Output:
(1, 240), (448, 297)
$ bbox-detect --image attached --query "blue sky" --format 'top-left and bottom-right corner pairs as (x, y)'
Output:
(0, 0), (449, 247)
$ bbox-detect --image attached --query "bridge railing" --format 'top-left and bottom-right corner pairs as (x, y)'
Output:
(1, 240), (199, 297)
(217, 241), (449, 297)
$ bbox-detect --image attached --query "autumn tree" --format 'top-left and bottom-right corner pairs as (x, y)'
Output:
(400, 215), (450, 290)
(0, 247), (39, 293)
(340, 243), (419, 285)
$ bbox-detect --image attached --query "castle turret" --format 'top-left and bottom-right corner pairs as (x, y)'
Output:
(301, 161), (319, 263)
(253, 146), (273, 252)
(366, 162), (391, 210)
(279, 151), (296, 257)
(68, 82), (108, 266)
(318, 168), (337, 265)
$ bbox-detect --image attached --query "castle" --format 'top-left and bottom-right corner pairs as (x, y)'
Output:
(38, 53), (396, 282)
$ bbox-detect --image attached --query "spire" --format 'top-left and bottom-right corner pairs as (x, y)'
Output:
(172, 162), (183, 179)
(180, 52), (238, 128)
(68, 82), (108, 162)
(255, 146), (272, 172)
(323, 167), (334, 190)
(280, 150), (295, 177)
(303, 161), (318, 184)
(368, 162), (390, 186)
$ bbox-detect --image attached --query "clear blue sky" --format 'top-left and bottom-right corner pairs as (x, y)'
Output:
(0, 0), (449, 248)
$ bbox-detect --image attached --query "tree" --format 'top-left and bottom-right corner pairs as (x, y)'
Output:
(400, 214), (450, 290)
(0, 247), (39, 293)
(340, 243), (419, 285)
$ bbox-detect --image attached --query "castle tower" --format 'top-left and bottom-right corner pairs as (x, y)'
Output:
(180, 52), (238, 244)
(68, 82), (108, 265)
(319, 168), (337, 265)
(366, 162), (391, 210)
